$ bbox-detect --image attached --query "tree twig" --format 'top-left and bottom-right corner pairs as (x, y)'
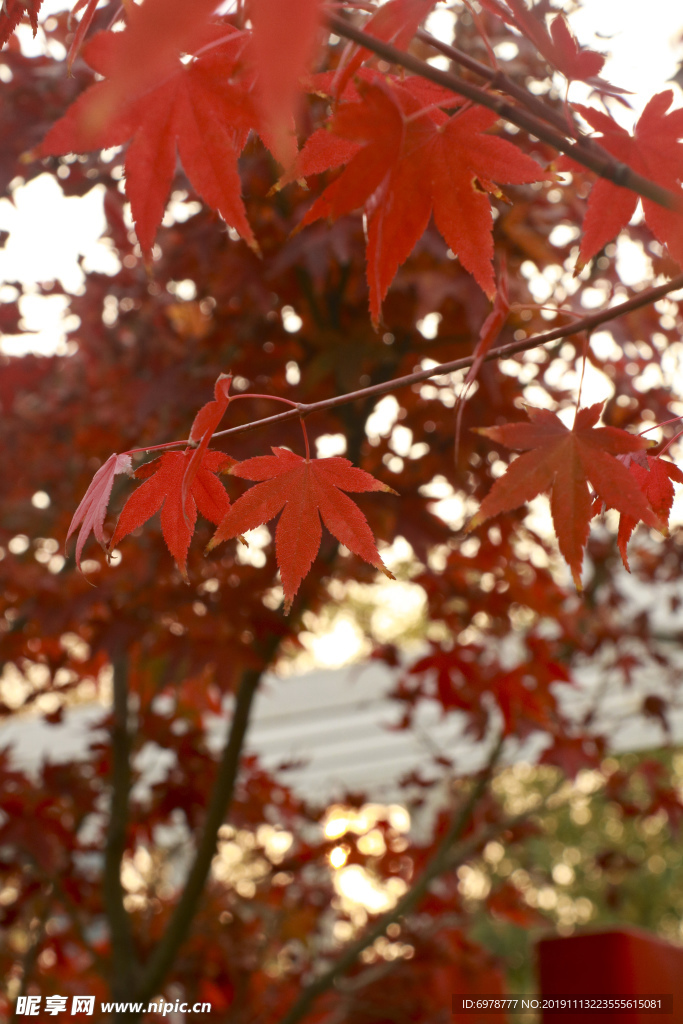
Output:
(134, 659), (269, 1005)
(416, 27), (575, 137)
(325, 13), (682, 212)
(210, 272), (683, 444)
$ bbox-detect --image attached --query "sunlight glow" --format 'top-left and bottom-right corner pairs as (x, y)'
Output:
(323, 803), (410, 839)
(328, 845), (349, 868)
(569, 0), (683, 115)
(305, 616), (365, 668)
(334, 865), (407, 913)
(0, 175), (119, 292)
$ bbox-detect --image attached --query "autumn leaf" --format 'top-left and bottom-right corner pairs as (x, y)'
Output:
(0, 0), (42, 47)
(540, 734), (606, 779)
(188, 374), (233, 445)
(110, 449), (234, 582)
(66, 0), (103, 73)
(332, 0), (437, 98)
(207, 448), (397, 612)
(182, 373), (232, 527)
(67, 0), (223, 131)
(496, 637), (570, 737)
(547, 15), (612, 87)
(407, 643), (486, 715)
(294, 76), (548, 322)
(66, 452), (133, 570)
(478, 0), (628, 97)
(249, 0), (322, 164)
(467, 404), (662, 587)
(455, 259), (510, 457)
(572, 92), (683, 271)
(41, 25), (261, 255)
(611, 453), (683, 570)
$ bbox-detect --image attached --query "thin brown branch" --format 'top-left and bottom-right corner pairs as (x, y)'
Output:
(275, 736), (506, 1024)
(135, 660), (268, 1005)
(104, 653), (136, 998)
(416, 27), (574, 137)
(326, 13), (682, 212)
(211, 273), (683, 444)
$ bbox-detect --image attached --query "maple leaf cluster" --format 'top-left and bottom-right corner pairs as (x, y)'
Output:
(290, 74), (548, 320)
(68, 378), (683, 609)
(0, 0), (42, 47)
(67, 375), (396, 612)
(5, 0), (683, 1019)
(37, 0), (683, 595)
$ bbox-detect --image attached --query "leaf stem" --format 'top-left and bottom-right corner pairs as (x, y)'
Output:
(228, 392), (311, 458)
(574, 334), (590, 428)
(656, 428), (683, 457)
(639, 415), (683, 437)
(126, 439), (190, 456)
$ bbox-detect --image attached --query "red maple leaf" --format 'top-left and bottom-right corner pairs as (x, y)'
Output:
(571, 92), (683, 271)
(332, 0), (437, 97)
(547, 15), (608, 85)
(468, 404), (662, 587)
(66, 452), (133, 570)
(293, 76), (548, 322)
(613, 453), (683, 570)
(110, 449), (234, 582)
(408, 643), (486, 714)
(495, 637), (570, 737)
(248, 0), (322, 163)
(540, 734), (606, 779)
(455, 259), (510, 455)
(41, 25), (262, 255)
(478, 0), (628, 97)
(207, 448), (397, 612)
(65, 0), (223, 131)
(0, 0), (42, 47)
(182, 373), (232, 525)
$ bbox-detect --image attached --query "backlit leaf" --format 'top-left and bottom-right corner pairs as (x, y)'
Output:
(41, 26), (260, 255)
(110, 449), (234, 582)
(66, 452), (133, 570)
(207, 448), (397, 612)
(614, 454), (683, 570)
(294, 77), (547, 322)
(573, 92), (683, 271)
(468, 404), (661, 587)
